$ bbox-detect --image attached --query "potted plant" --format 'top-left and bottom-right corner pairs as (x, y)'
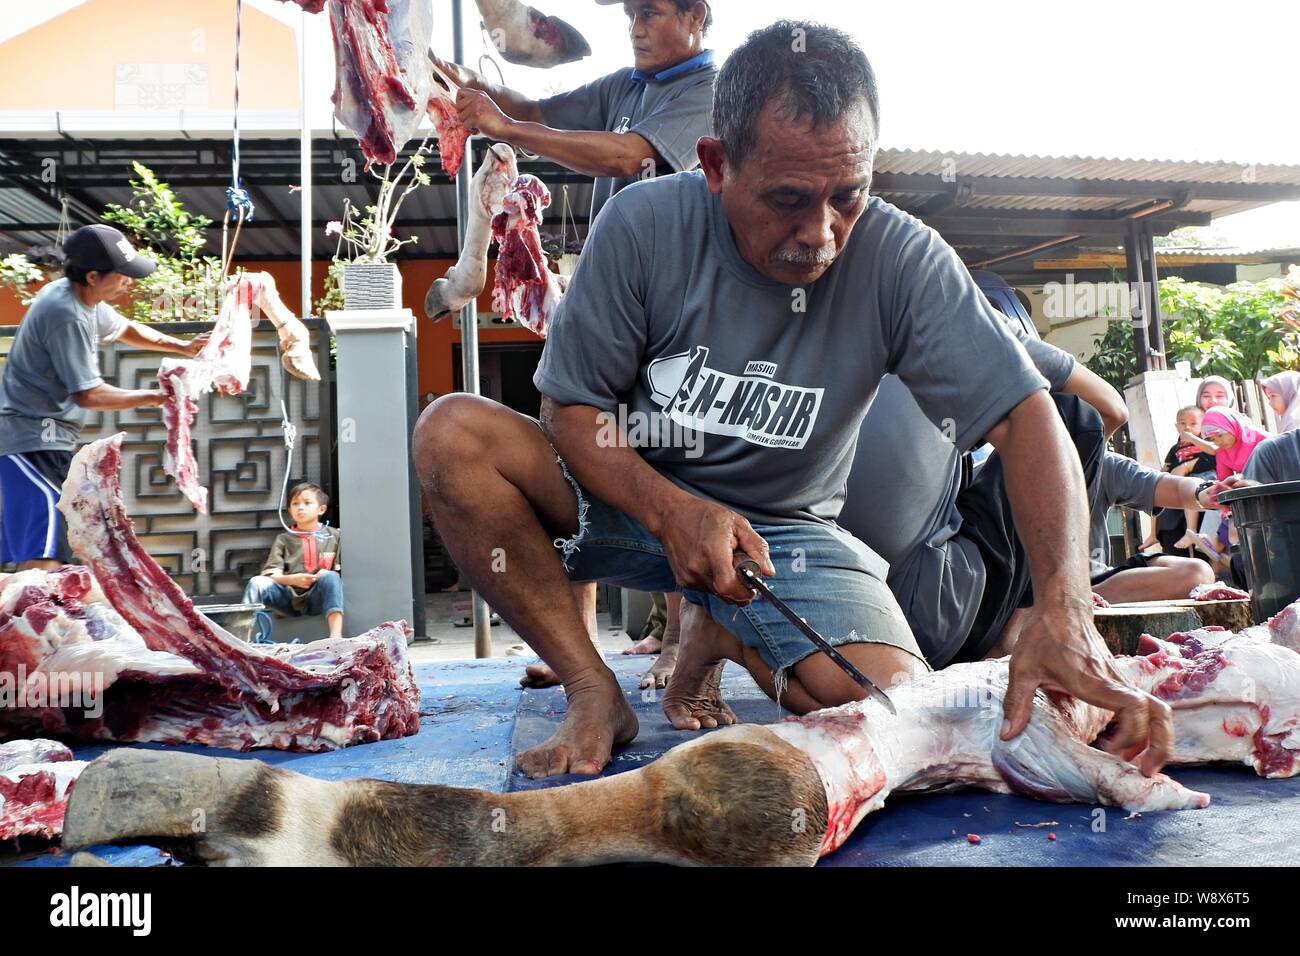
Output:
(318, 140), (432, 313)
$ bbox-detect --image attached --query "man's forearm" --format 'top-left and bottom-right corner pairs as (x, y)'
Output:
(73, 383), (163, 411)
(118, 321), (191, 354)
(988, 391), (1092, 602)
(541, 398), (689, 537)
(434, 55), (541, 122)
(495, 120), (656, 179)
(1153, 474), (1209, 511)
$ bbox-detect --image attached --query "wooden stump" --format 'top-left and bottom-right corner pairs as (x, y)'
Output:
(1093, 599), (1256, 655)
(1094, 606), (1202, 655)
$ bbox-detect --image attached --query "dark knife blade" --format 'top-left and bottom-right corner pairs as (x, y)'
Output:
(734, 559), (897, 715)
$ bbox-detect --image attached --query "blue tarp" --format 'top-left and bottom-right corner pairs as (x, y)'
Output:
(10, 655), (1300, 866)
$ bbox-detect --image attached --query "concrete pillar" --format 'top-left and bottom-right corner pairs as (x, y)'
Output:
(325, 307), (420, 638)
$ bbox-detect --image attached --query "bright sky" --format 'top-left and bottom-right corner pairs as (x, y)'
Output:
(6, 0), (1299, 245)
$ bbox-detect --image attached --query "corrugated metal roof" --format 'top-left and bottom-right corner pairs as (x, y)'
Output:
(0, 140), (1295, 264)
(876, 148), (1300, 184)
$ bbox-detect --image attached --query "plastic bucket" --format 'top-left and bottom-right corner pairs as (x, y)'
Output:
(1219, 480), (1300, 621)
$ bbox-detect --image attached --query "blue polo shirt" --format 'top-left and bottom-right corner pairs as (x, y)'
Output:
(539, 50), (717, 223)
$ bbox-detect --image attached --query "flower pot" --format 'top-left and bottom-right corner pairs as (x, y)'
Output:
(341, 262), (402, 311)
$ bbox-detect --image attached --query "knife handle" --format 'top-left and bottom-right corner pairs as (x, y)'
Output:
(733, 554), (761, 579)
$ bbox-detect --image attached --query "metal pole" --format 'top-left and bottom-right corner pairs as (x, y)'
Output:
(1142, 226), (1167, 370)
(1124, 222), (1150, 376)
(453, 0), (492, 658)
(299, 8), (312, 318)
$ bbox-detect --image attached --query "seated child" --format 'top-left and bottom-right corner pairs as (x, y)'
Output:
(243, 482), (344, 640)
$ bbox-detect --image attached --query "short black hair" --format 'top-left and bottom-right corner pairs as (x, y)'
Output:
(288, 482), (330, 509)
(672, 0), (711, 33)
(713, 20), (880, 167)
(64, 263), (94, 286)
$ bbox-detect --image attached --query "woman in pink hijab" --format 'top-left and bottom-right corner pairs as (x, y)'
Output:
(1199, 406), (1272, 479)
(1261, 370), (1300, 433)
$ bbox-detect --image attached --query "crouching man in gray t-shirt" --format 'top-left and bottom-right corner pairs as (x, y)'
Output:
(414, 21), (1175, 780)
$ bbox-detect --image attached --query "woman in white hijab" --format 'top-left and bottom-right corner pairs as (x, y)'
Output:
(1261, 370), (1300, 433)
(1196, 375), (1237, 411)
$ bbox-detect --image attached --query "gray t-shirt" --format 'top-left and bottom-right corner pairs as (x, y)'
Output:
(0, 278), (128, 455)
(838, 329), (1074, 663)
(1090, 451), (1165, 573)
(534, 171), (1048, 583)
(1244, 431), (1300, 484)
(539, 57), (717, 223)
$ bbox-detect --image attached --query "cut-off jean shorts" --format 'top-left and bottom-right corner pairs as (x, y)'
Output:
(543, 443), (929, 681)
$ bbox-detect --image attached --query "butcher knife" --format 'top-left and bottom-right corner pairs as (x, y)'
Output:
(734, 556), (897, 715)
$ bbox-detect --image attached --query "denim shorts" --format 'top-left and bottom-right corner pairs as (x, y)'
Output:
(545, 450), (928, 677)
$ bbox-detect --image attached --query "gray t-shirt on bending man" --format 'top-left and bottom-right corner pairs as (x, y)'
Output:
(838, 329), (1075, 665)
(1244, 431), (1300, 485)
(539, 55), (717, 224)
(0, 277), (128, 456)
(1089, 452), (1165, 574)
(534, 171), (1049, 586)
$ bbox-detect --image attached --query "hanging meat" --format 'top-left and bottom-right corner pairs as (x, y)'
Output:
(159, 271), (319, 513)
(279, 0), (433, 167)
(473, 0), (591, 67)
(490, 174), (568, 336)
(424, 142), (518, 319)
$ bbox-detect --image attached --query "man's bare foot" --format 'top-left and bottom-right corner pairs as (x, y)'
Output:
(639, 615), (680, 688)
(640, 641), (677, 689)
(520, 628), (605, 689)
(622, 634), (663, 655)
(662, 603), (739, 731)
(515, 674), (639, 778)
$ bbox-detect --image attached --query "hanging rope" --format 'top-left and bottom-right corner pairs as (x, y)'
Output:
(560, 185), (580, 251)
(55, 195), (71, 246)
(221, 0), (255, 278)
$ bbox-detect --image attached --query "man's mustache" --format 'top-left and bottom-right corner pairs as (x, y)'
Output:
(771, 244), (838, 266)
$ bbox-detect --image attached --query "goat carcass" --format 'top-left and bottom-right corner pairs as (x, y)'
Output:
(474, 0), (590, 67)
(159, 271), (319, 513)
(490, 174), (568, 337)
(424, 143), (518, 320)
(61, 607), (1300, 865)
(0, 434), (423, 754)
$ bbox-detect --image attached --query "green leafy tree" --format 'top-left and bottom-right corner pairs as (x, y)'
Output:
(1086, 273), (1298, 385)
(101, 162), (222, 323)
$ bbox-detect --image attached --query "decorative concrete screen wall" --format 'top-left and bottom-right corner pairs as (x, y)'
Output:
(0, 319), (335, 600)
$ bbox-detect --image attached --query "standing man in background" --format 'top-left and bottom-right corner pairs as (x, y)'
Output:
(0, 224), (208, 571)
(431, 0), (717, 224)
(431, 0), (717, 682)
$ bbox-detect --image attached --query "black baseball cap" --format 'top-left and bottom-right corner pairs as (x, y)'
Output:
(62, 224), (156, 279)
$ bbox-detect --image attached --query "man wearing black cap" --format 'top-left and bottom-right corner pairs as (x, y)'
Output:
(430, 0), (715, 225)
(0, 223), (208, 571)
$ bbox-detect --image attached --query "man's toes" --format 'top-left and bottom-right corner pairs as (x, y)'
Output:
(663, 702), (703, 731)
(520, 664), (561, 688)
(568, 756), (605, 776)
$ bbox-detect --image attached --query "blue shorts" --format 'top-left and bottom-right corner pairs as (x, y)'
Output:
(547, 453), (928, 677)
(0, 450), (75, 565)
